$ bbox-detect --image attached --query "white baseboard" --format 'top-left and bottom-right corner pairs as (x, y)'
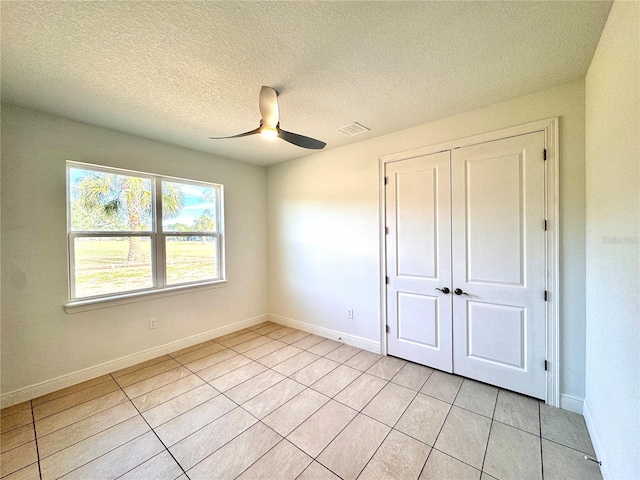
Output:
(268, 313), (381, 354)
(0, 314), (269, 409)
(583, 398), (609, 479)
(559, 393), (584, 414)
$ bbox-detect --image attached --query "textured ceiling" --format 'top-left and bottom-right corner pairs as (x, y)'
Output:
(1, 1), (611, 166)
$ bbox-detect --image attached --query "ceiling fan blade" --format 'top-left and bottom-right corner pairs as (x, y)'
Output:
(259, 86), (279, 129)
(278, 129), (326, 150)
(208, 126), (261, 139)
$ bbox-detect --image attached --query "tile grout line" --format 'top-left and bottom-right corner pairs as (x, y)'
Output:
(34, 394), (131, 441)
(311, 410), (360, 467)
(112, 355), (175, 379)
(368, 379), (424, 477)
(0, 426), (39, 454)
(311, 461), (344, 479)
(297, 354), (392, 418)
(51, 430), (155, 480)
(0, 412), (33, 435)
(111, 450), (180, 480)
(129, 380), (211, 417)
(228, 346), (352, 447)
(388, 379), (420, 429)
(171, 368), (281, 476)
(175, 350), (249, 377)
(225, 435), (288, 479)
(230, 404), (336, 480)
(133, 387), (221, 431)
(295, 460), (335, 480)
(36, 405), (146, 463)
(155, 402), (247, 464)
(417, 376), (465, 478)
(354, 429), (395, 480)
(135, 356), (286, 452)
(31, 384), (124, 424)
(195, 340), (343, 402)
(149, 374), (285, 434)
(116, 363), (188, 391)
(307, 365), (365, 399)
(389, 363), (433, 392)
(30, 375), (114, 410)
(209, 369), (290, 406)
(172, 345), (230, 367)
(138, 332), (343, 427)
(309, 365), (418, 477)
(167, 341), (216, 360)
(543, 436), (598, 456)
(29, 400), (44, 480)
(33, 379), (158, 478)
(475, 409), (539, 435)
(351, 379), (422, 480)
(479, 382), (501, 475)
(540, 401), (545, 480)
(262, 381), (332, 428)
(109, 373), (190, 480)
(271, 351), (323, 376)
(113, 357), (180, 380)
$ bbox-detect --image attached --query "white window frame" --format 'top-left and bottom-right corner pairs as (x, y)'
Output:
(66, 161), (226, 307)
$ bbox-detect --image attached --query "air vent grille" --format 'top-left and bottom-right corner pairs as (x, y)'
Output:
(337, 122), (370, 137)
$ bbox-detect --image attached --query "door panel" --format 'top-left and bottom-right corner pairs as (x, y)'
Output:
(397, 293), (439, 348)
(386, 151), (452, 372)
(451, 131), (546, 399)
(465, 153), (524, 285)
(466, 302), (526, 369)
(396, 168), (437, 278)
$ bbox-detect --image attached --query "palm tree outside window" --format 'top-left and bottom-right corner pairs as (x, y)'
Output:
(67, 162), (225, 302)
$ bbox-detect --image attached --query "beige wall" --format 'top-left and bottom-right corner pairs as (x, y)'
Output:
(268, 79), (587, 400)
(585, 1), (639, 478)
(1, 104), (268, 396)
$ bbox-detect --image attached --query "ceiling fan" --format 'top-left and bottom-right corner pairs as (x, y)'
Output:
(209, 86), (326, 150)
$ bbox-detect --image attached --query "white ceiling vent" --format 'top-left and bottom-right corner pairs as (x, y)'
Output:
(337, 122), (370, 137)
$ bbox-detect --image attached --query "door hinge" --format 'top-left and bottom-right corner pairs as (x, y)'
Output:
(385, 226), (389, 235)
(544, 290), (548, 301)
(544, 360), (548, 371)
(386, 276), (390, 284)
(543, 149), (547, 161)
(386, 325), (390, 334)
(544, 220), (547, 231)
(384, 176), (388, 185)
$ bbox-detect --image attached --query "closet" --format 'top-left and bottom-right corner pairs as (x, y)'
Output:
(384, 130), (547, 399)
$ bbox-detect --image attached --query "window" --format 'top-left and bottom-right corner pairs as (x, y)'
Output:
(67, 162), (224, 302)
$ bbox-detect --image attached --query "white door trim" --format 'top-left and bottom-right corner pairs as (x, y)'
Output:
(378, 117), (560, 407)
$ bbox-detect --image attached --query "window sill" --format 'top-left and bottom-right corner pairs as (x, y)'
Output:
(65, 280), (228, 314)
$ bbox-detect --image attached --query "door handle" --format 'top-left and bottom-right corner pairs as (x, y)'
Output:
(435, 287), (450, 294)
(454, 288), (469, 296)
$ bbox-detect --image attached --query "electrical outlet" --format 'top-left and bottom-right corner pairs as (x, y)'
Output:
(149, 318), (157, 330)
(347, 309), (354, 319)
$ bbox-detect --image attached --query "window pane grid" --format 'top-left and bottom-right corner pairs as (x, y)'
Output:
(72, 236), (154, 299)
(67, 162), (224, 301)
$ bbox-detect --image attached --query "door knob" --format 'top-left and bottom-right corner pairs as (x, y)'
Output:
(454, 288), (469, 296)
(435, 287), (450, 294)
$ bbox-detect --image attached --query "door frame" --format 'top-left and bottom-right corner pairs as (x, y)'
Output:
(378, 117), (560, 407)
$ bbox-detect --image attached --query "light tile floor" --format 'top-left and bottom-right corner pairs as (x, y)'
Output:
(1, 322), (602, 480)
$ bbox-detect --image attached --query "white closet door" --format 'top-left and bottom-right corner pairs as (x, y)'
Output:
(386, 151), (453, 372)
(451, 131), (547, 399)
